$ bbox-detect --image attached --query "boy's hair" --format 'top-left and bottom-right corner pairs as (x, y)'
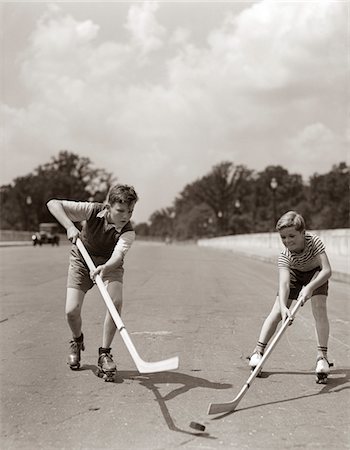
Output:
(106, 184), (139, 206)
(276, 211), (305, 232)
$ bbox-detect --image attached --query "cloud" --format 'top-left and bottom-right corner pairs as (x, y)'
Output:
(2, 1), (347, 222)
(124, 1), (166, 55)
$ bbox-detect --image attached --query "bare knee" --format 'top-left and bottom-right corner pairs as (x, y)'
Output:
(66, 304), (82, 321)
(112, 297), (122, 314)
(311, 295), (327, 317)
(268, 301), (283, 325)
(65, 288), (84, 320)
(107, 282), (123, 313)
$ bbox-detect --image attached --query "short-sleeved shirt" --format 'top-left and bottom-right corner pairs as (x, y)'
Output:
(63, 201), (135, 292)
(62, 201), (135, 258)
(277, 233), (328, 299)
(278, 233), (325, 272)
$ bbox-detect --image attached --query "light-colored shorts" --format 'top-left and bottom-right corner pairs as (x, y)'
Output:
(67, 246), (124, 293)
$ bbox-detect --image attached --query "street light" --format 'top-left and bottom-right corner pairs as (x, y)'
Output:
(270, 177), (278, 228)
(25, 196), (32, 231)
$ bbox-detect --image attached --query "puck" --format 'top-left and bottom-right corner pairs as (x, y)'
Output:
(189, 421), (206, 432)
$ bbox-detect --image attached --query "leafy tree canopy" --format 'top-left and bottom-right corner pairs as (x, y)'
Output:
(0, 151), (115, 230)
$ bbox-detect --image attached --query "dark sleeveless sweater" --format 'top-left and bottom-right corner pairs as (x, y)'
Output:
(79, 203), (134, 258)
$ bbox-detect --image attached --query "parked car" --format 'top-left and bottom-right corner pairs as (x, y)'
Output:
(32, 223), (60, 246)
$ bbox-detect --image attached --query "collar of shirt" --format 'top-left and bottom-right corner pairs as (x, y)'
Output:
(97, 209), (123, 233)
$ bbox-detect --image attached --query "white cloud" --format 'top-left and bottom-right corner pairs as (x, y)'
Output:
(2, 1), (347, 222)
(124, 1), (166, 55)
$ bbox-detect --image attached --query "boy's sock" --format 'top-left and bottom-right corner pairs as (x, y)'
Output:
(317, 345), (328, 358)
(256, 341), (267, 355)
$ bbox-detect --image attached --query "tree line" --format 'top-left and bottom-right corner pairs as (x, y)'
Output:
(0, 151), (114, 232)
(135, 161), (349, 239)
(1, 151), (348, 239)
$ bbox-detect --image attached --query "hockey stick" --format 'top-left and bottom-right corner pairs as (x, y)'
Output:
(76, 238), (179, 374)
(207, 274), (318, 415)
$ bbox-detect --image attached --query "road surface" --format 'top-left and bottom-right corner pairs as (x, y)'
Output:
(1, 242), (349, 449)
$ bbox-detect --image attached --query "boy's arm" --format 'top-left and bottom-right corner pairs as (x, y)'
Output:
(300, 252), (332, 302)
(47, 199), (92, 242)
(278, 268), (291, 322)
(90, 231), (135, 279)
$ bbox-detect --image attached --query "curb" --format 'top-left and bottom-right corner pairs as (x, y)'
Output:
(0, 242), (32, 247)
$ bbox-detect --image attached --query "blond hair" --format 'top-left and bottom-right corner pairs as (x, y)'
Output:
(276, 211), (305, 232)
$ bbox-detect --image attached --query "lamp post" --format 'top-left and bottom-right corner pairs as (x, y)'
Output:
(234, 199), (241, 234)
(25, 195), (32, 231)
(270, 177), (278, 229)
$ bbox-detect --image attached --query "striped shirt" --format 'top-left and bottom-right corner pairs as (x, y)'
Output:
(278, 233), (325, 272)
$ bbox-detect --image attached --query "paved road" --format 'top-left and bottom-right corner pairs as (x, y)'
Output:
(1, 242), (349, 449)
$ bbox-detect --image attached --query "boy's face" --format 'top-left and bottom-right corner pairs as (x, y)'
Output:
(108, 201), (135, 228)
(279, 226), (305, 252)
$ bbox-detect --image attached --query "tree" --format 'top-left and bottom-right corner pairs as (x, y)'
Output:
(148, 208), (174, 239)
(173, 162), (253, 237)
(253, 166), (306, 232)
(307, 162), (349, 229)
(0, 151), (115, 230)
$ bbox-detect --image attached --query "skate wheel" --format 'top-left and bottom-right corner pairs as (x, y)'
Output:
(104, 372), (116, 382)
(316, 373), (328, 384)
(96, 368), (104, 378)
(69, 364), (80, 370)
(316, 376), (328, 384)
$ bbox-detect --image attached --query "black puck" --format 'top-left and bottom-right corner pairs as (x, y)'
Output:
(189, 421), (206, 432)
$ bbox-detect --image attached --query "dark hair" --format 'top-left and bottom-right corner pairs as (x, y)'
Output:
(106, 184), (138, 206)
(276, 211), (305, 232)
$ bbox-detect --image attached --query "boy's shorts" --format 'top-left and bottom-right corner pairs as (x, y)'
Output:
(67, 246), (124, 293)
(288, 267), (328, 300)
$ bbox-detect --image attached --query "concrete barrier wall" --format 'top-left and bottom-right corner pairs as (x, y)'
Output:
(198, 229), (349, 258)
(0, 230), (33, 242)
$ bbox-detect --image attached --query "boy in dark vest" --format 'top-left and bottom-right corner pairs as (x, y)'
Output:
(47, 184), (138, 380)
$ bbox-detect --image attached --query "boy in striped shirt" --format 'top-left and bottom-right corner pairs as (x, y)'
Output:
(249, 211), (332, 383)
(47, 184), (138, 381)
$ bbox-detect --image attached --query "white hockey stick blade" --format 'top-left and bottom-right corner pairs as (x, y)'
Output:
(207, 293), (307, 415)
(76, 239), (179, 374)
(208, 384), (248, 415)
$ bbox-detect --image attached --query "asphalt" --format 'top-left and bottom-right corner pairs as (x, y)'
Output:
(0, 242), (349, 449)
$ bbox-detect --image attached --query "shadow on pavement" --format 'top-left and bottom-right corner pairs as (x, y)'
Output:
(82, 364), (231, 438)
(212, 368), (349, 419)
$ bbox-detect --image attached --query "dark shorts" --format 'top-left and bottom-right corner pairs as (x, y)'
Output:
(67, 246), (124, 293)
(287, 267), (328, 300)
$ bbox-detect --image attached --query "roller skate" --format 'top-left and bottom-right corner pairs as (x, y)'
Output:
(67, 333), (85, 370)
(315, 356), (333, 384)
(97, 347), (117, 382)
(248, 351), (263, 377)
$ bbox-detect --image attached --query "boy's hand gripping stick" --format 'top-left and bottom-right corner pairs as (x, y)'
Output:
(76, 238), (179, 374)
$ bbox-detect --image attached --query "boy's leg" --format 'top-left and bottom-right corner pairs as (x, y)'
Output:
(256, 296), (293, 347)
(310, 294), (329, 356)
(311, 294), (331, 383)
(97, 281), (123, 381)
(102, 280), (123, 348)
(249, 296), (292, 371)
(65, 287), (85, 369)
(65, 287), (85, 338)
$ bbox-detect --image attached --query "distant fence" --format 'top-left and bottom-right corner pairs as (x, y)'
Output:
(198, 229), (349, 258)
(1, 228), (348, 259)
(0, 230), (68, 244)
(0, 230), (33, 242)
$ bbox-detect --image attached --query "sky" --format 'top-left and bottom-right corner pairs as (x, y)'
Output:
(1, 1), (348, 223)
